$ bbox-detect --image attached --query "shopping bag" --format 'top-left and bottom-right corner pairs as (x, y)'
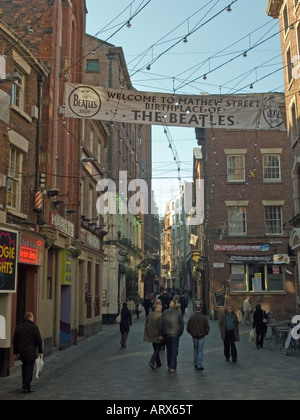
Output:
(116, 314), (121, 324)
(35, 355), (44, 379)
(249, 329), (255, 343)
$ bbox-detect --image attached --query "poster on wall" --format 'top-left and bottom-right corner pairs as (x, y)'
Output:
(0, 229), (18, 293)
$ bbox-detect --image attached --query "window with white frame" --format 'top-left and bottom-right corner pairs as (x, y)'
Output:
(11, 65), (25, 111)
(228, 206), (247, 236)
(265, 206), (283, 235)
(7, 148), (23, 211)
(263, 154), (281, 182)
(227, 155), (245, 182)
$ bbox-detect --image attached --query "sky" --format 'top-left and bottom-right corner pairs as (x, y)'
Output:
(85, 0), (284, 215)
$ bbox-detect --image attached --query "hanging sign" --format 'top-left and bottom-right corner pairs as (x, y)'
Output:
(0, 229), (18, 293)
(64, 83), (285, 131)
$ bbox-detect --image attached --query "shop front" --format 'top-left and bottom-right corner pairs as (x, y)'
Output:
(0, 228), (44, 376)
(0, 227), (18, 377)
(210, 243), (296, 320)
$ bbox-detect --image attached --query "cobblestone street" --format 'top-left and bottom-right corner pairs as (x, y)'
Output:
(1, 310), (300, 401)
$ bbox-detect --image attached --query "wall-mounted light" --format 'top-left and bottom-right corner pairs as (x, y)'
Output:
(48, 188), (60, 197)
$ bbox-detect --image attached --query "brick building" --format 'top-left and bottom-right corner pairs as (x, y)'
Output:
(0, 19), (48, 376)
(0, 0), (109, 362)
(266, 0), (300, 313)
(82, 34), (150, 323)
(196, 93), (296, 320)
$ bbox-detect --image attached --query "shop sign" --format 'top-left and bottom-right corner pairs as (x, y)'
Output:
(227, 254), (289, 265)
(227, 255), (273, 264)
(214, 290), (227, 307)
(50, 211), (74, 238)
(0, 229), (18, 293)
(61, 250), (72, 286)
(19, 234), (44, 266)
(214, 244), (269, 252)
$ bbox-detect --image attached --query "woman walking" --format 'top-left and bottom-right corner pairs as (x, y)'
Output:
(120, 302), (132, 348)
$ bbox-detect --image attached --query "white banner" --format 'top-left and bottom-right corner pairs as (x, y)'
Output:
(64, 83), (285, 131)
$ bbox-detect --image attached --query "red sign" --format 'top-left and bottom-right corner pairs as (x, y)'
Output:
(19, 235), (44, 266)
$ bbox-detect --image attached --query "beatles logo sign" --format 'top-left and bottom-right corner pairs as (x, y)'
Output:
(0, 229), (18, 293)
(68, 85), (101, 118)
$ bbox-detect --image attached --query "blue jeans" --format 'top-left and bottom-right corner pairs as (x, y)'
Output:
(165, 335), (180, 370)
(193, 337), (205, 368)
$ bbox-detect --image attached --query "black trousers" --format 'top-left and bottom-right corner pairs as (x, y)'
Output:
(22, 360), (35, 391)
(224, 330), (237, 361)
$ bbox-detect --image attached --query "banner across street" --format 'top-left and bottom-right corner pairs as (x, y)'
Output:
(65, 83), (286, 131)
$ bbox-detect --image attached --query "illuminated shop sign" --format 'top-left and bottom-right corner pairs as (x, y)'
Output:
(0, 229), (18, 293)
(19, 235), (44, 266)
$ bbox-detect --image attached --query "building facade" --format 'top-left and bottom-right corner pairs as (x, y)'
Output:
(197, 93), (296, 320)
(0, 19), (48, 376)
(266, 0), (300, 313)
(0, 0), (109, 371)
(82, 35), (149, 323)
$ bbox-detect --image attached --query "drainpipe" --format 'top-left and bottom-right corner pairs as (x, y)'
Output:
(34, 73), (46, 224)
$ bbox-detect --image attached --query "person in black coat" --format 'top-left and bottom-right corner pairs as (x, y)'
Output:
(252, 304), (268, 349)
(120, 302), (132, 348)
(13, 312), (43, 393)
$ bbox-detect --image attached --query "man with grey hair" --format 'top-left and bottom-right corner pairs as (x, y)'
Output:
(13, 312), (43, 393)
(159, 300), (184, 373)
(187, 305), (210, 371)
(143, 304), (163, 370)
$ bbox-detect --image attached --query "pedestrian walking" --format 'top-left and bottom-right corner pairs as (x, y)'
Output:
(143, 295), (152, 318)
(143, 304), (163, 370)
(242, 296), (252, 325)
(120, 302), (132, 348)
(178, 293), (187, 317)
(187, 304), (210, 371)
(252, 304), (268, 349)
(219, 305), (240, 363)
(13, 312), (43, 394)
(159, 300), (184, 373)
(134, 295), (141, 320)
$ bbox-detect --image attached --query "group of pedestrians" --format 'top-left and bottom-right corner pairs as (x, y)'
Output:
(142, 299), (270, 373)
(11, 296), (270, 394)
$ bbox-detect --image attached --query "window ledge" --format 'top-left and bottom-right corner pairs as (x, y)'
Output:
(11, 104), (32, 123)
(7, 207), (28, 220)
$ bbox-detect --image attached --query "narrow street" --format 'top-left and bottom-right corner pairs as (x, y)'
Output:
(1, 308), (300, 401)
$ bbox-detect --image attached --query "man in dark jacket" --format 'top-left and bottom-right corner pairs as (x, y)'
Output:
(13, 312), (43, 393)
(187, 305), (210, 370)
(219, 305), (240, 363)
(159, 300), (184, 373)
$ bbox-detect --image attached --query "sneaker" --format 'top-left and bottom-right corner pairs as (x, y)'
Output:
(168, 368), (176, 373)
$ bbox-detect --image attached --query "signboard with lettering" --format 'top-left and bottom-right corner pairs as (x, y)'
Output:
(0, 229), (18, 293)
(61, 250), (72, 286)
(214, 290), (227, 307)
(50, 211), (74, 238)
(19, 234), (44, 266)
(65, 83), (285, 131)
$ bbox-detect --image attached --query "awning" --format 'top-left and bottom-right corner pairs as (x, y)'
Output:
(289, 228), (300, 251)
